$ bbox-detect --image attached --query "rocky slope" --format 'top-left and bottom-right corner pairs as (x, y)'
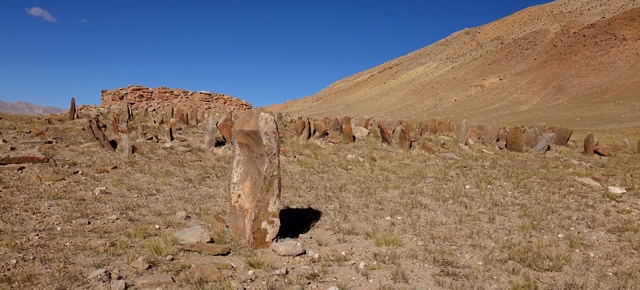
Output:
(0, 100), (66, 115)
(269, 0), (640, 129)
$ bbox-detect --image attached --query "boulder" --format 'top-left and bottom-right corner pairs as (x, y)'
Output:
(522, 127), (539, 148)
(229, 109), (281, 249)
(352, 126), (369, 140)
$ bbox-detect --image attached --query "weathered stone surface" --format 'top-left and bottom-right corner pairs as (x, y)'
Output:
(428, 119), (438, 134)
(576, 177), (602, 187)
(341, 116), (354, 143)
(270, 239), (306, 256)
(299, 117), (311, 143)
(478, 123), (500, 145)
(313, 119), (327, 138)
(135, 274), (174, 287)
(120, 133), (134, 157)
(68, 97), (76, 121)
(547, 126), (573, 146)
(583, 133), (596, 155)
(0, 149), (49, 165)
(294, 117), (305, 138)
(352, 126), (369, 140)
(175, 226), (212, 244)
(637, 139), (640, 154)
(88, 117), (115, 151)
(181, 243), (231, 256)
(217, 112), (234, 144)
(394, 124), (411, 152)
(455, 120), (468, 146)
(130, 257), (150, 270)
(506, 126), (524, 153)
(533, 132), (556, 153)
(204, 114), (219, 148)
(118, 103), (131, 132)
(229, 109), (281, 249)
(180, 265), (225, 282)
(0, 164), (26, 171)
(378, 121), (392, 145)
(110, 280), (126, 290)
(522, 127), (539, 148)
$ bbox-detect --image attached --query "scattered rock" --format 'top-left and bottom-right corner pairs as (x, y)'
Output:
(608, 186), (627, 194)
(87, 268), (110, 280)
(110, 279), (126, 290)
(135, 274), (174, 287)
(130, 257), (150, 270)
(175, 211), (189, 221)
(0, 149), (49, 165)
(94, 187), (109, 195)
(0, 164), (25, 171)
(41, 174), (65, 182)
(271, 239), (306, 256)
(229, 109), (281, 249)
(575, 177), (602, 188)
(175, 226), (212, 244)
(547, 126), (573, 146)
(273, 267), (288, 276)
(181, 243), (231, 256)
(181, 265), (225, 282)
(352, 126), (369, 140)
(439, 153), (460, 160)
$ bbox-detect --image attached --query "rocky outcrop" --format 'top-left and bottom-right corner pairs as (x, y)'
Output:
(100, 85), (252, 114)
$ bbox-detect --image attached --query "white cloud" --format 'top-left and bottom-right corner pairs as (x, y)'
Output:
(26, 7), (57, 23)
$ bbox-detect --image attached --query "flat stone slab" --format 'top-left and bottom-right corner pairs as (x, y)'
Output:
(181, 243), (230, 256)
(135, 274), (174, 287)
(175, 226), (211, 244)
(271, 239), (306, 256)
(575, 177), (602, 188)
(0, 149), (48, 165)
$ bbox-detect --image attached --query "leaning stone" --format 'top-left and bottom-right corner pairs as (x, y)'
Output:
(135, 274), (174, 287)
(394, 124), (411, 152)
(88, 117), (115, 151)
(271, 239), (306, 256)
(378, 121), (392, 145)
(506, 127), (524, 153)
(229, 109), (281, 249)
(175, 226), (212, 244)
(0, 149), (49, 165)
(204, 114), (219, 148)
(533, 132), (556, 153)
(181, 243), (231, 256)
(583, 133), (595, 155)
(575, 177), (602, 188)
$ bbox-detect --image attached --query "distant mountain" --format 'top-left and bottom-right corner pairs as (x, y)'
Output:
(0, 100), (67, 115)
(269, 0), (640, 129)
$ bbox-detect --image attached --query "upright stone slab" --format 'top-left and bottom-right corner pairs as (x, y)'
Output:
(533, 132), (556, 153)
(229, 109), (281, 249)
(522, 127), (539, 149)
(341, 116), (354, 143)
(506, 126), (524, 153)
(455, 120), (468, 146)
(584, 133), (595, 155)
(394, 124), (411, 152)
(68, 97), (76, 121)
(378, 121), (392, 145)
(118, 103), (131, 133)
(217, 112), (234, 144)
(204, 114), (219, 148)
(547, 126), (573, 146)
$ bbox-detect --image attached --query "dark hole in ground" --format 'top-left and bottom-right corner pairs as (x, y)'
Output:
(277, 207), (322, 239)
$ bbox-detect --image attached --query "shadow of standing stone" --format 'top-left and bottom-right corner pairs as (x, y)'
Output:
(277, 207), (323, 239)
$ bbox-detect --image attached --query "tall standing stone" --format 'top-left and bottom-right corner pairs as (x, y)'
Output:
(217, 112), (234, 144)
(506, 126), (524, 153)
(88, 116), (115, 151)
(204, 114), (219, 148)
(341, 116), (354, 143)
(378, 121), (392, 145)
(394, 124), (411, 152)
(584, 133), (595, 155)
(522, 127), (539, 148)
(68, 97), (76, 121)
(229, 109), (281, 249)
(118, 103), (131, 133)
(455, 120), (468, 146)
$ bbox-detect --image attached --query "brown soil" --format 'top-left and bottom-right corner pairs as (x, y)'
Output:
(1, 111), (639, 289)
(268, 0), (640, 130)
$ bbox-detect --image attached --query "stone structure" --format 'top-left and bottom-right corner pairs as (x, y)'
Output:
(506, 126), (524, 152)
(88, 117), (115, 151)
(341, 116), (354, 143)
(68, 97), (76, 121)
(533, 132), (556, 153)
(378, 121), (392, 145)
(583, 133), (596, 155)
(229, 109), (281, 249)
(547, 126), (572, 146)
(217, 112), (234, 144)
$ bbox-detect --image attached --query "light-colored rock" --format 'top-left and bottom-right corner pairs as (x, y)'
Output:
(175, 226), (212, 244)
(352, 126), (369, 140)
(575, 177), (602, 188)
(229, 109), (281, 249)
(87, 268), (109, 280)
(608, 186), (627, 194)
(110, 279), (126, 290)
(533, 132), (556, 153)
(271, 239), (306, 256)
(135, 274), (174, 287)
(130, 257), (150, 270)
(175, 211), (189, 221)
(181, 243), (231, 256)
(181, 265), (225, 282)
(439, 153), (460, 160)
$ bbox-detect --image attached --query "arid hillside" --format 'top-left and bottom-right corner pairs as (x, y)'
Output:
(269, 0), (640, 129)
(0, 100), (66, 116)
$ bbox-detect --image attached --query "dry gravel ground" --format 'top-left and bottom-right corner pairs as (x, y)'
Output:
(1, 112), (639, 290)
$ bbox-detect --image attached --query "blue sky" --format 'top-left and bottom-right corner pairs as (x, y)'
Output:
(0, 1), (552, 108)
